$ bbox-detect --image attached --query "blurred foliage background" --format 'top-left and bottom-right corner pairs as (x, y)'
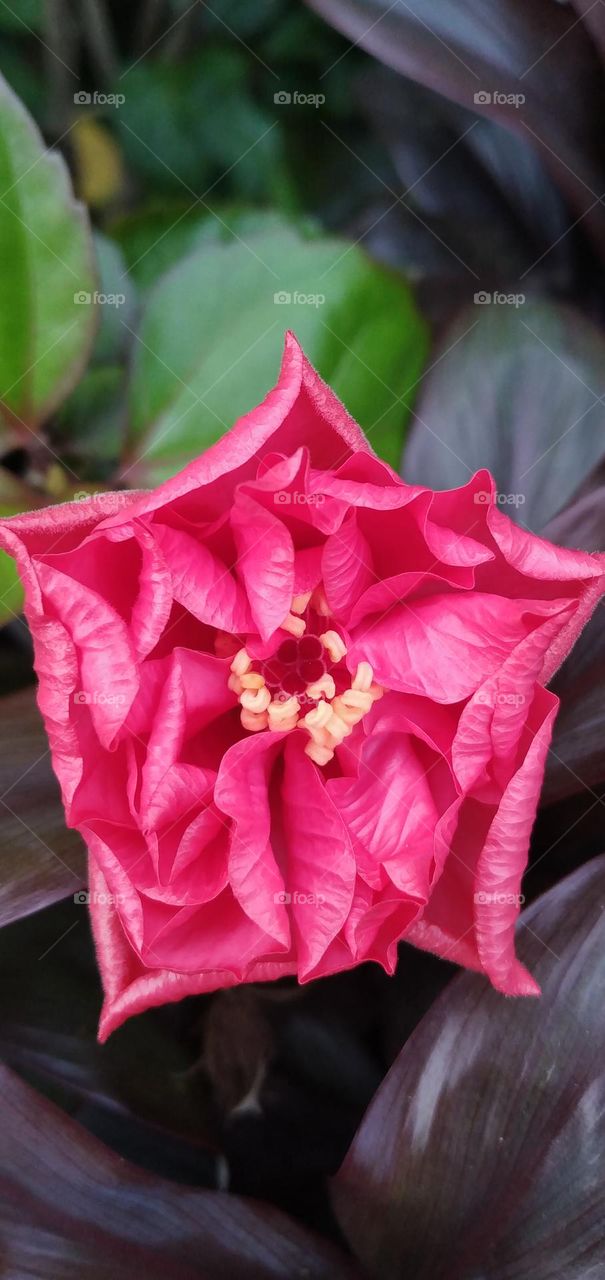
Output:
(2, 3), (605, 1275)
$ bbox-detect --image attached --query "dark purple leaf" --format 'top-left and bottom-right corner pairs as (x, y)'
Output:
(0, 1063), (360, 1280)
(0, 898), (224, 1186)
(357, 67), (572, 295)
(332, 854), (605, 1280)
(0, 687), (85, 925)
(569, 0), (605, 65)
(402, 301), (605, 531)
(307, 0), (605, 258)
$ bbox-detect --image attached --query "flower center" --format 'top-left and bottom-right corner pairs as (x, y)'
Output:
(223, 588), (383, 765)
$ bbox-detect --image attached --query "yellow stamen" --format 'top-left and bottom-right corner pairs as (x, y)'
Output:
(291, 591), (312, 615)
(240, 672), (265, 690)
(304, 700), (333, 730)
(240, 687), (271, 713)
(352, 661), (373, 692)
(306, 674), (336, 701)
(341, 689), (373, 712)
(271, 715), (299, 733)
(305, 740), (334, 765)
(282, 612), (306, 638)
(228, 631), (384, 756)
(231, 648), (251, 676)
(241, 709), (269, 732)
(268, 696), (300, 723)
(331, 696), (363, 726)
(325, 712), (353, 744)
(320, 630), (347, 662)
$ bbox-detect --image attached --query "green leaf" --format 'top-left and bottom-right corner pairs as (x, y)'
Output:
(0, 512), (23, 625)
(117, 48), (281, 201)
(124, 220), (428, 483)
(53, 365), (126, 472)
(0, 73), (96, 433)
(90, 232), (137, 365)
(0, 0), (42, 33)
(110, 204), (308, 291)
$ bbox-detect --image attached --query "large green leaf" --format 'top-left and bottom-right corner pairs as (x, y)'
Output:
(0, 473), (42, 625)
(0, 73), (96, 433)
(117, 48), (282, 201)
(110, 205), (310, 291)
(0, 520), (23, 625)
(124, 222), (428, 483)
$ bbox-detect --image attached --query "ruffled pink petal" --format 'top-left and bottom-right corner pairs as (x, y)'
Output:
(143, 761), (215, 833)
(473, 688), (558, 994)
(349, 592), (575, 703)
(452, 608), (575, 796)
(281, 736), (356, 977)
(328, 731), (443, 903)
(322, 511), (374, 618)
(35, 561), (139, 748)
(231, 491), (295, 641)
(215, 733), (290, 947)
(30, 618), (83, 813)
(97, 333), (369, 530)
(137, 889), (281, 974)
(140, 653), (186, 813)
(487, 502), (605, 581)
(152, 519), (253, 633)
(127, 525), (176, 659)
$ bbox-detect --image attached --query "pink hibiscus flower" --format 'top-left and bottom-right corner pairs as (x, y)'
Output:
(1, 333), (603, 1040)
